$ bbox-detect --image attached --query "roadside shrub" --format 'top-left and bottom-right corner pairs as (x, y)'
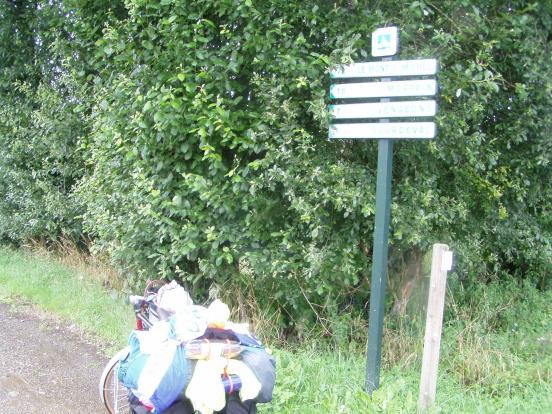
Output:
(0, 78), (85, 242)
(76, 0), (552, 330)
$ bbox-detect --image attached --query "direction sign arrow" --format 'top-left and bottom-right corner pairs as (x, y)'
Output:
(330, 100), (436, 119)
(331, 59), (438, 79)
(330, 79), (437, 99)
(329, 122), (436, 139)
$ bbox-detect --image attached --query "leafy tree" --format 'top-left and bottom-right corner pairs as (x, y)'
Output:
(0, 0), (126, 243)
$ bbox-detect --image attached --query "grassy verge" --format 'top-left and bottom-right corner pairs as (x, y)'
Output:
(0, 246), (550, 413)
(0, 246), (133, 351)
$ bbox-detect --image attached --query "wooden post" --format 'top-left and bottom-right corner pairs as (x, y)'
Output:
(418, 243), (452, 411)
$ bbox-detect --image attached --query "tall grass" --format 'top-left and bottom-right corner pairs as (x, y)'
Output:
(260, 278), (552, 413)
(0, 246), (550, 412)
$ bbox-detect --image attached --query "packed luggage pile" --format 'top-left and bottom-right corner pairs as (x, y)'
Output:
(117, 281), (276, 414)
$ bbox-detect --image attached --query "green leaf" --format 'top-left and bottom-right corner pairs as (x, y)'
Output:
(172, 195), (182, 206)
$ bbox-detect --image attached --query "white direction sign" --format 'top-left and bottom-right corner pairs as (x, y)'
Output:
(330, 79), (437, 99)
(329, 122), (436, 139)
(330, 100), (436, 119)
(331, 59), (438, 79)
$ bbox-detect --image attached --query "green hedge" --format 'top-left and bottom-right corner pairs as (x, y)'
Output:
(1, 0), (551, 330)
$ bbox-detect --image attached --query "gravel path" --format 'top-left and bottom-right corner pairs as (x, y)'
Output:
(0, 302), (110, 413)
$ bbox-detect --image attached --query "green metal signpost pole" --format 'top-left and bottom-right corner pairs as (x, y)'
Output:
(365, 137), (393, 393)
(365, 49), (395, 394)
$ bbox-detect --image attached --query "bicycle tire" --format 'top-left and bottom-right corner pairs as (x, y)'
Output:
(99, 347), (131, 414)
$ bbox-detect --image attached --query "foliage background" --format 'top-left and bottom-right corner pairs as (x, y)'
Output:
(0, 0), (551, 332)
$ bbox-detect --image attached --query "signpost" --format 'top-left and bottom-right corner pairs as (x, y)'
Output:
(329, 27), (439, 394)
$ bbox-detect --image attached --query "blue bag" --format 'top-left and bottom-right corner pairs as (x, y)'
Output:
(118, 331), (194, 413)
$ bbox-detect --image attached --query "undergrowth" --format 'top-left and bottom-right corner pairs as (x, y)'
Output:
(0, 246), (550, 412)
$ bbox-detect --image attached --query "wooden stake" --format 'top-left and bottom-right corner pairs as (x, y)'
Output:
(418, 243), (452, 411)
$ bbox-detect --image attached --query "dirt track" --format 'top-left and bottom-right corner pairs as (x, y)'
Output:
(0, 302), (109, 413)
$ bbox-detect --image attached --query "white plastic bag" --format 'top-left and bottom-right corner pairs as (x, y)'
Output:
(155, 280), (193, 314)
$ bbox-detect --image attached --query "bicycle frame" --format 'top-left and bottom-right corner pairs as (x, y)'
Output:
(129, 294), (158, 331)
(99, 286), (160, 414)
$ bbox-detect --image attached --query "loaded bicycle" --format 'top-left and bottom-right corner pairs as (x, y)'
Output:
(99, 280), (275, 414)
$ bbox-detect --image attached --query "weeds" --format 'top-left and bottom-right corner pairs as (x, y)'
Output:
(0, 246), (550, 413)
(23, 237), (126, 290)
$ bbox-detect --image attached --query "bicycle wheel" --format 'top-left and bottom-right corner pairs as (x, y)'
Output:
(99, 347), (131, 414)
